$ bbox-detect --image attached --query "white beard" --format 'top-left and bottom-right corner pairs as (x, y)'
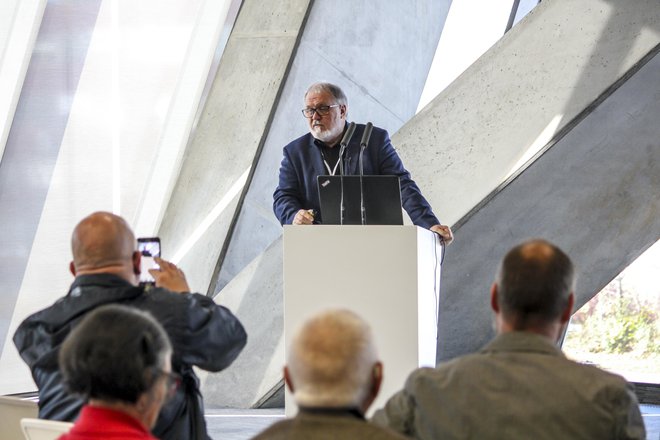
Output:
(311, 124), (342, 144)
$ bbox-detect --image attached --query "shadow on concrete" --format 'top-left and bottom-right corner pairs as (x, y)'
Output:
(437, 3), (660, 361)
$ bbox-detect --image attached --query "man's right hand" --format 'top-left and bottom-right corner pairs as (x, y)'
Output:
(149, 257), (191, 293)
(293, 209), (315, 225)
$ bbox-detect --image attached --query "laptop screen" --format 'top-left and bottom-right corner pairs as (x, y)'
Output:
(317, 175), (404, 225)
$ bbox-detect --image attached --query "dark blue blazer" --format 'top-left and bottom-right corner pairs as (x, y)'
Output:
(273, 123), (440, 228)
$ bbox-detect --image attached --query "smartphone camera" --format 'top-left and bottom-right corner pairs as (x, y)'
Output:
(137, 237), (161, 286)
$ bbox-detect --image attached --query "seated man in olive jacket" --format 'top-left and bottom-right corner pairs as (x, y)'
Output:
(14, 212), (247, 440)
(372, 239), (645, 440)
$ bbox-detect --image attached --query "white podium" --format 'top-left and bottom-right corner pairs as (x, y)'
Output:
(283, 225), (443, 415)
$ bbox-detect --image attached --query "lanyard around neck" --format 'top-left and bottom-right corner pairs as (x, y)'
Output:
(322, 155), (341, 176)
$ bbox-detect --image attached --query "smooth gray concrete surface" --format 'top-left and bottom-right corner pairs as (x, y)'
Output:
(394, 0), (660, 229)
(199, 238), (284, 408)
(157, 0), (312, 292)
(205, 408), (284, 440)
(213, 0), (452, 292)
(0, 0), (100, 356)
(436, 50), (660, 362)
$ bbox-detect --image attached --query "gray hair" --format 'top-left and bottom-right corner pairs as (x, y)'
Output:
(60, 304), (172, 403)
(304, 82), (348, 107)
(287, 309), (378, 407)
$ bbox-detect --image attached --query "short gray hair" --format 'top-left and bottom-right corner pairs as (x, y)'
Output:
(304, 82), (348, 107)
(287, 309), (378, 407)
(60, 304), (171, 403)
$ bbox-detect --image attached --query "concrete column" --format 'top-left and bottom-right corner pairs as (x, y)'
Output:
(437, 49), (660, 361)
(157, 0), (313, 292)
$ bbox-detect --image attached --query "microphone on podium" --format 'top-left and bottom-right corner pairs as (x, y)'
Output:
(338, 122), (356, 175)
(338, 122), (356, 225)
(358, 122), (373, 225)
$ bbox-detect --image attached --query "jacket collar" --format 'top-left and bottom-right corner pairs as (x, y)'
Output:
(68, 273), (133, 295)
(481, 332), (566, 358)
(299, 406), (364, 420)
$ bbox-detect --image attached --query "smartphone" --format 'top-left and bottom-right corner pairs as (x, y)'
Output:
(137, 237), (161, 286)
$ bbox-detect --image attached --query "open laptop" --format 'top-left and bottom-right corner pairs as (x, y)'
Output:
(317, 175), (404, 225)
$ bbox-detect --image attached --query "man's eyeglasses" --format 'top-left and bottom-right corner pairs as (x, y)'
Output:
(301, 104), (339, 118)
(158, 370), (181, 400)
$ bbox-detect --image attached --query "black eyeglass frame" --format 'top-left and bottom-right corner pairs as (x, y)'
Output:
(301, 104), (340, 118)
(156, 369), (182, 400)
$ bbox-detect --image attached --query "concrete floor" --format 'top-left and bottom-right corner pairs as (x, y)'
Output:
(206, 405), (660, 440)
(205, 408), (284, 439)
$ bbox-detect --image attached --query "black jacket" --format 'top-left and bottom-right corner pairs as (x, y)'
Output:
(13, 273), (247, 440)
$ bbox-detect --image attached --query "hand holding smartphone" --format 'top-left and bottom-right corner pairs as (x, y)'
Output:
(137, 237), (161, 286)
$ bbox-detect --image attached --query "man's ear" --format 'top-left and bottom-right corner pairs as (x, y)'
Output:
(132, 251), (141, 276)
(69, 261), (76, 276)
(490, 283), (500, 313)
(283, 366), (294, 393)
(560, 293), (575, 324)
(371, 361), (383, 397)
(360, 361), (383, 415)
(339, 104), (347, 119)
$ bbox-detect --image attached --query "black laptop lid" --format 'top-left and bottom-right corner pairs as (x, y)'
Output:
(317, 175), (404, 225)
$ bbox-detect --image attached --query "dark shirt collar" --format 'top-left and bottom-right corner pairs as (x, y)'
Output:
(68, 273), (134, 295)
(298, 406), (364, 420)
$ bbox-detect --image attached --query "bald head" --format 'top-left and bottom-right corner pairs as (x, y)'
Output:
(71, 212), (137, 278)
(495, 239), (575, 330)
(286, 309), (380, 410)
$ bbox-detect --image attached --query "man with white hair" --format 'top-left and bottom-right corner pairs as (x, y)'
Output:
(273, 81), (453, 243)
(251, 309), (406, 439)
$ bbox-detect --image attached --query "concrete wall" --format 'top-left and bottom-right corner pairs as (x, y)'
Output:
(437, 48), (660, 361)
(157, 0), (312, 293)
(0, 0), (46, 166)
(198, 238), (284, 408)
(394, 0), (660, 228)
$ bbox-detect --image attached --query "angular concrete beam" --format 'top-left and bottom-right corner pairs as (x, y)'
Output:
(394, 0), (660, 228)
(157, 0), (312, 292)
(198, 237), (284, 408)
(437, 49), (660, 362)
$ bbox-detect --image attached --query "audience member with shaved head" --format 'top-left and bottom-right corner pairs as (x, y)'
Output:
(14, 211), (247, 440)
(373, 239), (645, 440)
(251, 309), (407, 440)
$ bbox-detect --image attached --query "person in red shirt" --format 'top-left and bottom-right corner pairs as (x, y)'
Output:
(57, 304), (178, 439)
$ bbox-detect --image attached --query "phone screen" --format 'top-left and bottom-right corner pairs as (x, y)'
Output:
(137, 237), (161, 285)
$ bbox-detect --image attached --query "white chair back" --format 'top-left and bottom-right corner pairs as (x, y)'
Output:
(20, 418), (73, 440)
(0, 396), (38, 440)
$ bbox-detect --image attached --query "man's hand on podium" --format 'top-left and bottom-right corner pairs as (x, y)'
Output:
(430, 224), (453, 244)
(293, 209), (315, 225)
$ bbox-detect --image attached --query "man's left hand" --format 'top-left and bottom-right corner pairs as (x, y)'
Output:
(430, 224), (454, 244)
(150, 257), (191, 293)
